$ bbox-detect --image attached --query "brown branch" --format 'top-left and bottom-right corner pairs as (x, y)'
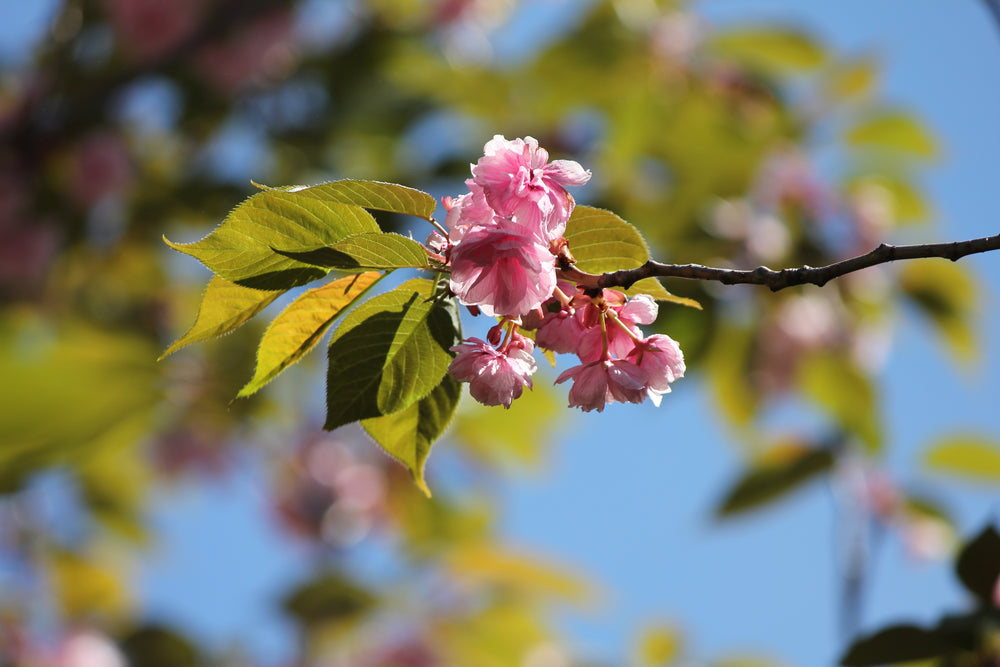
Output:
(560, 234), (1000, 293)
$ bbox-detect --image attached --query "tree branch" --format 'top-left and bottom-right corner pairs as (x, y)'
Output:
(983, 0), (1000, 37)
(561, 234), (1000, 293)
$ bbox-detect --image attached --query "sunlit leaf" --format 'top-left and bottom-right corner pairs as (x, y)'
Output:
(564, 206), (700, 308)
(160, 276), (282, 359)
(283, 572), (375, 627)
(900, 260), (977, 362)
(325, 279), (461, 431)
(843, 175), (931, 225)
(49, 550), (130, 620)
(706, 326), (759, 426)
(715, 442), (836, 518)
(238, 272), (384, 397)
(798, 352), (881, 452)
(164, 187), (379, 289)
(845, 110), (938, 159)
(294, 179), (437, 220)
(955, 525), (1000, 604)
(711, 27), (827, 73)
(434, 601), (549, 667)
(638, 624), (682, 667)
(362, 375), (462, 496)
(823, 57), (878, 101)
(275, 232), (430, 271)
(445, 543), (591, 605)
(840, 624), (950, 666)
(924, 435), (1000, 483)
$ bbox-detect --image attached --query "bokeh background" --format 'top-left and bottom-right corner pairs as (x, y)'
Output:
(2, 1), (1000, 665)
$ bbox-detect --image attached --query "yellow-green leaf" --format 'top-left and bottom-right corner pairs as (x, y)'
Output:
(160, 276), (282, 359)
(900, 260), (977, 362)
(638, 624), (682, 667)
(711, 27), (827, 73)
(564, 206), (700, 308)
(361, 375), (461, 496)
(798, 352), (881, 452)
(325, 279), (461, 431)
(924, 436), (1000, 483)
(274, 232), (430, 271)
(238, 272), (384, 397)
(845, 110), (938, 159)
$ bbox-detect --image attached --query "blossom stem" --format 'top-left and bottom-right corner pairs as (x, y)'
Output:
(427, 216), (450, 237)
(606, 309), (644, 342)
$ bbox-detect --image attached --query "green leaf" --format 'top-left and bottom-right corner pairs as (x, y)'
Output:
(844, 175), (931, 225)
(706, 326), (759, 426)
(294, 179), (437, 219)
(955, 525), (1000, 604)
(164, 187), (379, 289)
(283, 572), (375, 627)
(564, 206), (701, 308)
(238, 272), (384, 398)
(160, 276), (282, 359)
(924, 436), (1000, 483)
(900, 260), (977, 362)
(840, 624), (951, 666)
(823, 57), (879, 101)
(715, 443), (836, 518)
(361, 375), (462, 496)
(275, 232), (430, 271)
(711, 27), (827, 73)
(798, 352), (881, 452)
(637, 624), (682, 667)
(845, 110), (938, 159)
(120, 626), (201, 667)
(325, 279), (461, 431)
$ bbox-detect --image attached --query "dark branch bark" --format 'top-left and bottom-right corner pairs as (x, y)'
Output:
(561, 234), (1000, 293)
(984, 0), (1000, 37)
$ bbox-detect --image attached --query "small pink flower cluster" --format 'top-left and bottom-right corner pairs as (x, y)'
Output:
(436, 136), (685, 412)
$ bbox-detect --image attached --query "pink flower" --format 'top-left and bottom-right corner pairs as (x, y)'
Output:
(443, 180), (494, 243)
(448, 337), (537, 408)
(448, 222), (556, 318)
(577, 292), (658, 362)
(471, 135), (591, 242)
(555, 359), (649, 412)
(627, 333), (685, 406)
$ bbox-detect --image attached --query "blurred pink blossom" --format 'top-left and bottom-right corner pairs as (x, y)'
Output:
(106, 0), (203, 62)
(68, 132), (134, 208)
(196, 11), (295, 94)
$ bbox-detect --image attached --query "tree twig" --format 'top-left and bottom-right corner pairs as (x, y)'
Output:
(560, 234), (1000, 293)
(983, 0), (1000, 37)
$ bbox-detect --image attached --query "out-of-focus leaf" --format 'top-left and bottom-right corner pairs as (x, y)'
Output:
(325, 279), (460, 430)
(275, 232), (430, 271)
(823, 57), (878, 101)
(120, 625), (201, 667)
(49, 550), (129, 620)
(362, 375), (462, 496)
(451, 379), (561, 469)
(160, 276), (282, 359)
(955, 525), (1000, 604)
(283, 572), (375, 627)
(238, 272), (384, 397)
(715, 442), (836, 518)
(840, 624), (950, 666)
(638, 624), (682, 667)
(711, 27), (827, 73)
(844, 175), (931, 225)
(0, 315), (160, 492)
(924, 435), (1000, 483)
(564, 206), (700, 308)
(706, 326), (758, 426)
(798, 353), (881, 452)
(164, 187), (379, 290)
(900, 260), (977, 362)
(444, 543), (591, 605)
(845, 110), (938, 159)
(434, 602), (549, 667)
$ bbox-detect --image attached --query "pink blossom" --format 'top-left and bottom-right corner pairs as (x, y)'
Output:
(448, 222), (556, 318)
(627, 334), (685, 406)
(448, 337), (536, 408)
(471, 135), (591, 242)
(577, 292), (657, 362)
(443, 179), (494, 243)
(106, 0), (202, 62)
(555, 359), (649, 412)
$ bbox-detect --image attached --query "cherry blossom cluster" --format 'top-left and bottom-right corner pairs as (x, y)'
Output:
(433, 136), (686, 412)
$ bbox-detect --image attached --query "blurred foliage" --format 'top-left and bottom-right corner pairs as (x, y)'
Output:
(0, 0), (992, 665)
